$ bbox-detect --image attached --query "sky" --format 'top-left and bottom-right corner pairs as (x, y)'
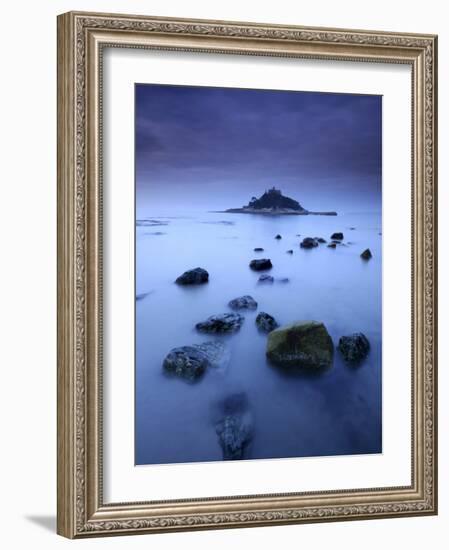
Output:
(135, 84), (382, 215)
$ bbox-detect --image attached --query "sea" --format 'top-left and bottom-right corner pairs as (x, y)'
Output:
(135, 210), (382, 465)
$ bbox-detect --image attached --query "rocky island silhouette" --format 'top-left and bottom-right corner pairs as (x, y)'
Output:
(220, 187), (337, 216)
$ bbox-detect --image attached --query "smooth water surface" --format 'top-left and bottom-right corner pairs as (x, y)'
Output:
(135, 211), (382, 465)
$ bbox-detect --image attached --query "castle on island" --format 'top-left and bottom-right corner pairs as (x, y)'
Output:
(246, 187), (305, 211)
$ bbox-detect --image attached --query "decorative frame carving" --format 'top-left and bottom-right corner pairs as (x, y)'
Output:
(57, 11), (438, 538)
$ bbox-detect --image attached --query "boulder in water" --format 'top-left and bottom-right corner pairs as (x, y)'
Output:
(330, 232), (344, 240)
(249, 258), (273, 271)
(300, 237), (318, 249)
(175, 267), (209, 285)
(338, 333), (370, 363)
(196, 313), (244, 334)
(215, 415), (252, 460)
(361, 248), (372, 260)
(228, 295), (258, 310)
(266, 321), (334, 369)
(256, 312), (279, 333)
(163, 341), (229, 381)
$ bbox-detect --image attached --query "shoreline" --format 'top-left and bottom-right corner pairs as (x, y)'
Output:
(211, 208), (338, 216)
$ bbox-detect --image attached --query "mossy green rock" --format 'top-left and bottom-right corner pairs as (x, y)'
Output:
(266, 321), (334, 368)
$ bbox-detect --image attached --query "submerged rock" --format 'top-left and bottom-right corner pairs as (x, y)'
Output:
(327, 243), (337, 249)
(361, 248), (372, 260)
(300, 237), (318, 249)
(249, 258), (273, 271)
(258, 274), (274, 284)
(278, 277), (290, 283)
(220, 392), (249, 415)
(266, 321), (334, 369)
(163, 342), (229, 381)
(254, 247), (264, 252)
(275, 234), (282, 240)
(286, 249), (294, 254)
(228, 295), (258, 310)
(330, 232), (344, 240)
(256, 312), (279, 333)
(196, 313), (244, 334)
(216, 415), (252, 460)
(338, 333), (370, 363)
(175, 267), (209, 285)
(316, 237), (327, 243)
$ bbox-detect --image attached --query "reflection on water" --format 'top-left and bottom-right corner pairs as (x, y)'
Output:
(135, 211), (382, 465)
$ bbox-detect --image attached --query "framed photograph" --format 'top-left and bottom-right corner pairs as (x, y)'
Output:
(57, 11), (438, 538)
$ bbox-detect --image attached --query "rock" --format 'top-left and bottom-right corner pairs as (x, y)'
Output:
(258, 274), (274, 284)
(175, 267), (209, 285)
(196, 313), (244, 334)
(163, 342), (229, 381)
(256, 312), (279, 333)
(361, 248), (372, 260)
(254, 247), (264, 252)
(136, 292), (151, 301)
(278, 277), (290, 283)
(338, 333), (370, 363)
(327, 243), (337, 249)
(266, 321), (334, 368)
(275, 234), (282, 240)
(286, 249), (294, 254)
(349, 227), (356, 230)
(228, 295), (258, 310)
(330, 232), (344, 240)
(249, 258), (273, 271)
(220, 392), (249, 415)
(216, 415), (252, 460)
(300, 237), (318, 249)
(316, 237), (327, 243)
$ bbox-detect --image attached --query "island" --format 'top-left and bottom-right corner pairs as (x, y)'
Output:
(217, 187), (337, 216)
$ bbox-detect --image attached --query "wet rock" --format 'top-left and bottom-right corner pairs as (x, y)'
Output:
(300, 237), (318, 249)
(258, 274), (274, 284)
(196, 313), (244, 334)
(266, 321), (334, 369)
(275, 234), (282, 240)
(228, 295), (258, 310)
(327, 243), (337, 248)
(175, 267), (209, 285)
(338, 333), (370, 363)
(254, 247), (264, 252)
(216, 415), (252, 460)
(330, 232), (344, 240)
(286, 249), (294, 254)
(256, 312), (279, 333)
(316, 237), (327, 243)
(361, 248), (372, 260)
(249, 258), (273, 271)
(163, 342), (229, 381)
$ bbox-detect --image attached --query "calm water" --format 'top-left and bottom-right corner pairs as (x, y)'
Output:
(135, 211), (382, 465)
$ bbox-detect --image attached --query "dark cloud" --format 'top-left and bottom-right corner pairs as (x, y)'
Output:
(135, 84), (381, 212)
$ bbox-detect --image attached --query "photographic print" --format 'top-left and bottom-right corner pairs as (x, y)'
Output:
(135, 84), (382, 466)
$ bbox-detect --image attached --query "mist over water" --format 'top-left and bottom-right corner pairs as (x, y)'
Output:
(135, 206), (382, 465)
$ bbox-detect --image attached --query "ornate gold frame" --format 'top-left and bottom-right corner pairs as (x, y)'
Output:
(57, 11), (438, 538)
